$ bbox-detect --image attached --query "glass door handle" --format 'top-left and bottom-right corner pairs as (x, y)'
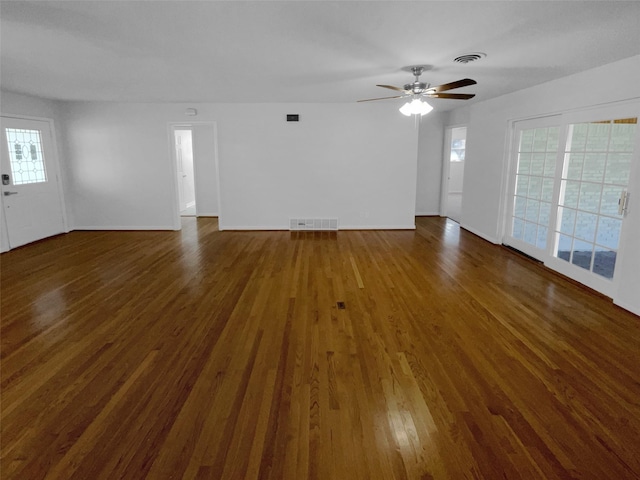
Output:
(3, 191), (18, 196)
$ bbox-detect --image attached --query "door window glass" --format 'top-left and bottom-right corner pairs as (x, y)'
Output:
(510, 126), (560, 249)
(5, 128), (47, 185)
(554, 118), (636, 279)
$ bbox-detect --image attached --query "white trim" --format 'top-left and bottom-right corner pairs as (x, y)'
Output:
(73, 225), (177, 231)
(340, 224), (416, 230)
(460, 224), (499, 244)
(220, 224), (416, 231)
(613, 299), (640, 318)
(416, 211), (440, 216)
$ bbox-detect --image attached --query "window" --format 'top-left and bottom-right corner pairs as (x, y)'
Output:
(5, 128), (47, 185)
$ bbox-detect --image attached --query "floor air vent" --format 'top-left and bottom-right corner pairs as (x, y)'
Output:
(290, 218), (338, 231)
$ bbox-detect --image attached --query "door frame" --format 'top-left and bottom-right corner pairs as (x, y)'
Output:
(0, 114), (69, 252)
(167, 121), (221, 230)
(440, 124), (467, 218)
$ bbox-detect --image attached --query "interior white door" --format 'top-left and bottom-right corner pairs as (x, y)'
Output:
(0, 117), (65, 249)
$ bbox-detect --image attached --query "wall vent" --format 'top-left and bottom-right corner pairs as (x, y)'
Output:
(289, 218), (338, 231)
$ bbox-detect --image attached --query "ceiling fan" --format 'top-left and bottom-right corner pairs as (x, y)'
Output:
(358, 65), (476, 115)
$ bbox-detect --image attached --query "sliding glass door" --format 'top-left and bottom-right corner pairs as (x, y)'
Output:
(504, 102), (638, 297)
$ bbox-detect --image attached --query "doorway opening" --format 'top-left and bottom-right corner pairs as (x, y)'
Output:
(174, 128), (197, 217)
(441, 126), (467, 223)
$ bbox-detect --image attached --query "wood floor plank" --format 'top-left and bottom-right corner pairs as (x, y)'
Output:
(1, 217), (639, 479)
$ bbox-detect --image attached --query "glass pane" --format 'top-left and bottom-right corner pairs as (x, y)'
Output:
(539, 202), (551, 227)
(536, 226), (548, 249)
(574, 211), (597, 242)
(514, 196), (526, 218)
(541, 178), (555, 202)
(609, 122), (636, 151)
(561, 180), (580, 208)
(567, 124), (588, 151)
(547, 127), (560, 150)
(518, 153), (531, 175)
(525, 199), (540, 222)
(528, 177), (542, 200)
(586, 122), (611, 151)
(596, 217), (622, 249)
(544, 153), (557, 177)
(578, 182), (602, 213)
(593, 248), (616, 279)
(524, 222), (537, 245)
(519, 130), (534, 152)
(556, 234), (572, 261)
(559, 208), (576, 235)
(533, 128), (548, 151)
(512, 217), (524, 240)
(565, 153), (584, 180)
(530, 153), (545, 176)
(582, 153), (606, 182)
(571, 240), (593, 270)
(5, 128), (47, 185)
(516, 175), (529, 197)
(604, 153), (632, 185)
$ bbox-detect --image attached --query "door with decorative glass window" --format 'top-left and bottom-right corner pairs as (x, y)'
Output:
(0, 117), (66, 249)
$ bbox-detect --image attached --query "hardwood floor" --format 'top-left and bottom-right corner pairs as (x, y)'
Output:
(1, 217), (639, 479)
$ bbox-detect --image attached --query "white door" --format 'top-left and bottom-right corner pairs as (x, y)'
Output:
(446, 127), (467, 222)
(174, 129), (196, 215)
(0, 117), (66, 249)
(504, 103), (638, 297)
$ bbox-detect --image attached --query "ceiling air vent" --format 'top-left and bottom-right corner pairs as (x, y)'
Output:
(453, 52), (487, 64)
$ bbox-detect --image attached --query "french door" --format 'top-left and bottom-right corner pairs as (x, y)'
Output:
(504, 102), (639, 297)
(0, 116), (66, 249)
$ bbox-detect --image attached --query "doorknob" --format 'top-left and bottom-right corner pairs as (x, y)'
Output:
(3, 191), (18, 196)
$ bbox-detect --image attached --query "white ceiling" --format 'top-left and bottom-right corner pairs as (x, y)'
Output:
(1, 1), (639, 110)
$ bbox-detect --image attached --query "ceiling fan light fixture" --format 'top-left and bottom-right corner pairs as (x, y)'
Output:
(399, 98), (433, 116)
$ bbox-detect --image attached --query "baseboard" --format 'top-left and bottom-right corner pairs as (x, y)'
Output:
(613, 299), (640, 317)
(339, 224), (416, 230)
(195, 211), (218, 217)
(415, 212), (440, 216)
(219, 225), (288, 231)
(218, 224), (416, 231)
(72, 225), (176, 231)
(460, 224), (499, 244)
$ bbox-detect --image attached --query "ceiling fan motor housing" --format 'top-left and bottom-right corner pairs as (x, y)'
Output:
(404, 81), (428, 94)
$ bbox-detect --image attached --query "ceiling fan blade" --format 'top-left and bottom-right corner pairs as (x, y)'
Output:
(376, 84), (407, 92)
(425, 93), (475, 100)
(428, 78), (477, 93)
(357, 95), (404, 103)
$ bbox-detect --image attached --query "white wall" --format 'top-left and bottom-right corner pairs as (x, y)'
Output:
(60, 101), (418, 230)
(448, 55), (640, 314)
(415, 112), (445, 215)
(0, 90), (67, 252)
